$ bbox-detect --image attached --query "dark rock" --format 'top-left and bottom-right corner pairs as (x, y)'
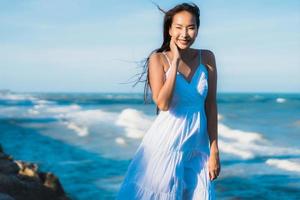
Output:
(0, 193), (15, 200)
(0, 144), (71, 200)
(0, 160), (19, 174)
(39, 172), (65, 195)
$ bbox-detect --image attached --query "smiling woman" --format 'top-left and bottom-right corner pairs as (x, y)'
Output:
(117, 2), (220, 200)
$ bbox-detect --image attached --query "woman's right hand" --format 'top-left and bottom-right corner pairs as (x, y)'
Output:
(169, 37), (181, 62)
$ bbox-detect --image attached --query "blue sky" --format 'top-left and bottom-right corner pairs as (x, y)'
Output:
(0, 0), (299, 93)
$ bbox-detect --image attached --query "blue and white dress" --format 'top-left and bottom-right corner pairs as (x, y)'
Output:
(117, 50), (216, 200)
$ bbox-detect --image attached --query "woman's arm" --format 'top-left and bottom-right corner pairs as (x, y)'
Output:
(205, 50), (219, 153)
(148, 52), (179, 111)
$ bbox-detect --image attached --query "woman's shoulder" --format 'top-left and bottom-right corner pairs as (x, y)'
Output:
(149, 51), (165, 62)
(148, 51), (169, 72)
(195, 48), (216, 69)
(149, 49), (169, 62)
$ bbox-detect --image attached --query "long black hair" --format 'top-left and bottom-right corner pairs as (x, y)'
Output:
(131, 2), (200, 114)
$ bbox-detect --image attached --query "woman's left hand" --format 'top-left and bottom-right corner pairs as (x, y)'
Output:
(208, 150), (221, 181)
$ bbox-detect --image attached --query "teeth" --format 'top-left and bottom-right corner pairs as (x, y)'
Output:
(180, 40), (189, 44)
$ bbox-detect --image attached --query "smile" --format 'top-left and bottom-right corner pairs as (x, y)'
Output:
(179, 40), (190, 45)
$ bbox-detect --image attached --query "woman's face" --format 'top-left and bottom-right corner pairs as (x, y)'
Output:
(169, 10), (198, 49)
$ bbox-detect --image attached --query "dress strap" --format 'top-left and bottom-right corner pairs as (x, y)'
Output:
(162, 51), (172, 68)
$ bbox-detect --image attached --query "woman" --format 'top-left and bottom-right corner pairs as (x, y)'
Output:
(117, 2), (220, 199)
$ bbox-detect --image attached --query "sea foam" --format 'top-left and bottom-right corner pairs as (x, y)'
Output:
(116, 108), (154, 139)
(266, 159), (300, 173)
(218, 123), (300, 159)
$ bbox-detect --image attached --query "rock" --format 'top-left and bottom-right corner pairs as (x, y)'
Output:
(0, 160), (19, 174)
(15, 161), (39, 178)
(0, 193), (15, 200)
(39, 172), (65, 195)
(0, 144), (71, 200)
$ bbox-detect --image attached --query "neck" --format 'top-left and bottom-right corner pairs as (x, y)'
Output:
(179, 48), (191, 59)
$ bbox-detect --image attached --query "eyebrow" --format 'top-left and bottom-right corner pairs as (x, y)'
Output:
(174, 23), (196, 27)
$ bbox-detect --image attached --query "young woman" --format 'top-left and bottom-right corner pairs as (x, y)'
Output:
(117, 3), (220, 199)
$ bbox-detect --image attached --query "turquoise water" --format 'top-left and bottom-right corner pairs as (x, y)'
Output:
(0, 91), (299, 199)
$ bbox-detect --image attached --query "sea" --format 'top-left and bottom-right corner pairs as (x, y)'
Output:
(0, 91), (299, 200)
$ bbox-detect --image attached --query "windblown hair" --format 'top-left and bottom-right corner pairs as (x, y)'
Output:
(131, 2), (200, 114)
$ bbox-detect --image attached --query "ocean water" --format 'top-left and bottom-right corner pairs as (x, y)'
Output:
(0, 91), (299, 200)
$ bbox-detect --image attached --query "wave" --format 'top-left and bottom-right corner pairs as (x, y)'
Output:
(217, 94), (299, 104)
(219, 124), (263, 143)
(0, 92), (55, 106)
(0, 93), (37, 101)
(46, 104), (81, 113)
(266, 158), (300, 173)
(64, 121), (89, 137)
(58, 159), (93, 165)
(31, 93), (146, 105)
(116, 108), (154, 139)
(6, 97), (300, 161)
(58, 108), (118, 137)
(276, 98), (286, 103)
(218, 123), (300, 159)
(115, 137), (127, 146)
(1, 92), (299, 164)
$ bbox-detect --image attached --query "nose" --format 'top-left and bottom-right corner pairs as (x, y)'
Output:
(181, 28), (188, 37)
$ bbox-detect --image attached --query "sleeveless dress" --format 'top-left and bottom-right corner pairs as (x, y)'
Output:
(117, 50), (216, 200)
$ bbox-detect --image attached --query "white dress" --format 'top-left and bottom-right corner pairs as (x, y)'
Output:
(117, 50), (216, 200)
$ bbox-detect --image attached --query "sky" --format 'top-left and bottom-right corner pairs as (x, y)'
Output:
(0, 0), (299, 93)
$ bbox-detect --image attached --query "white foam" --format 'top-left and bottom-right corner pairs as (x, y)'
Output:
(65, 121), (89, 137)
(0, 93), (37, 101)
(59, 159), (93, 165)
(266, 159), (300, 173)
(34, 104), (46, 109)
(104, 94), (141, 100)
(59, 108), (154, 140)
(51, 107), (122, 137)
(218, 123), (300, 159)
(115, 137), (127, 145)
(218, 123), (263, 143)
(63, 109), (117, 123)
(28, 109), (40, 115)
(34, 99), (54, 105)
(116, 108), (154, 139)
(46, 104), (81, 113)
(218, 140), (254, 159)
(26, 98), (58, 116)
(0, 92), (56, 106)
(276, 98), (286, 103)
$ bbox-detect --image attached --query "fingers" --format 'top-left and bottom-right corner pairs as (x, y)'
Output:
(169, 36), (180, 60)
(209, 170), (217, 181)
(209, 168), (220, 181)
(208, 156), (221, 181)
(170, 35), (175, 43)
